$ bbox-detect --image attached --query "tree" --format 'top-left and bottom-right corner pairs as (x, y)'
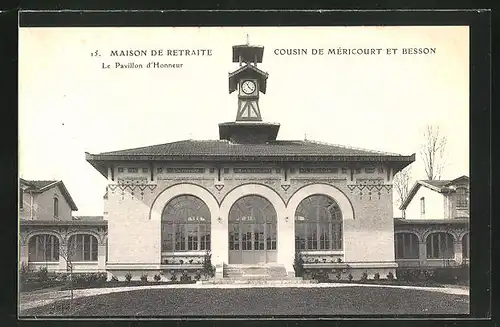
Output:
(393, 166), (412, 218)
(420, 124), (447, 180)
(58, 237), (79, 312)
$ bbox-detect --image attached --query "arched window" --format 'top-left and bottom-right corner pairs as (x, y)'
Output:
(161, 195), (211, 252)
(68, 234), (98, 261)
(426, 232), (454, 259)
(53, 197), (59, 218)
(295, 194), (342, 251)
(28, 234), (59, 262)
(462, 233), (469, 259)
(395, 233), (419, 259)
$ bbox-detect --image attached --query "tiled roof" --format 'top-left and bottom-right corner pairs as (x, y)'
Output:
(421, 180), (452, 189)
(20, 179), (78, 211)
(22, 180), (58, 190)
(399, 176), (470, 210)
(95, 139), (406, 157)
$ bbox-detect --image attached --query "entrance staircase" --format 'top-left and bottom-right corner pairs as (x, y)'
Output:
(200, 264), (317, 285)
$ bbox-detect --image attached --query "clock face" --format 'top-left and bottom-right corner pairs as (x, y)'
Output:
(241, 80), (256, 94)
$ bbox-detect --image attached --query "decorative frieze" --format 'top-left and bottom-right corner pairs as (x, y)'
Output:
(233, 168), (272, 174)
(364, 167), (376, 173)
(165, 168), (205, 174)
(157, 177), (212, 181)
(299, 167), (339, 174)
(290, 178), (345, 184)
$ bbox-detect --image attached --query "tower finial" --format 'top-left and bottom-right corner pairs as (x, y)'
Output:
(246, 33), (249, 45)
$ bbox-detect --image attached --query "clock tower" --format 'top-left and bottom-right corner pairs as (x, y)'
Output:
(219, 39), (280, 143)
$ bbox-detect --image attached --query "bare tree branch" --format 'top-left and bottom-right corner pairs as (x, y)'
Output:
(420, 124), (447, 180)
(393, 166), (412, 217)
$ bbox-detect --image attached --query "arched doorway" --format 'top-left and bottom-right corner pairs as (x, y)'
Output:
(228, 195), (277, 264)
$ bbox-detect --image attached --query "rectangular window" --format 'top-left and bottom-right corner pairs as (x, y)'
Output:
(307, 224), (318, 250)
(162, 223), (174, 251)
(295, 224), (306, 250)
(457, 188), (468, 207)
(187, 224), (198, 250)
(142, 168), (149, 173)
(118, 168), (124, 172)
(420, 197), (425, 215)
(175, 225), (185, 251)
(83, 235), (91, 261)
(319, 223), (329, 250)
(128, 168), (138, 173)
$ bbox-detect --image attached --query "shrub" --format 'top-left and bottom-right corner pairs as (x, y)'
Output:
(293, 252), (305, 277)
(140, 274), (148, 283)
(180, 271), (191, 282)
(373, 272), (380, 281)
(170, 272), (178, 281)
(387, 271), (395, 280)
(312, 271), (329, 283)
(194, 271), (201, 281)
(125, 272), (132, 282)
(57, 273), (68, 282)
(348, 273), (353, 281)
(97, 272), (107, 283)
(336, 271), (342, 280)
(20, 262), (32, 283)
(360, 271), (368, 282)
(202, 251), (215, 278)
(36, 267), (49, 283)
(154, 274), (161, 282)
(337, 258), (343, 263)
(111, 275), (119, 282)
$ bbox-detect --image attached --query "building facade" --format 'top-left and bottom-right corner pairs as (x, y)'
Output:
(394, 176), (470, 268)
(82, 43), (415, 280)
(19, 179), (108, 274)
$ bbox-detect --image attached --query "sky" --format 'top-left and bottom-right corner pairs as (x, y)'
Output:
(19, 26), (469, 216)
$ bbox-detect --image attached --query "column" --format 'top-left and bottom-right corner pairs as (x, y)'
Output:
(211, 215), (228, 266)
(59, 242), (68, 272)
(277, 212), (294, 276)
(453, 241), (463, 266)
(20, 244), (29, 267)
(98, 244), (107, 272)
(418, 242), (427, 266)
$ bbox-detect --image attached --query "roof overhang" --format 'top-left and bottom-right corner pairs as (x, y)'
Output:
(20, 220), (107, 227)
(232, 45), (264, 63)
(86, 152), (415, 177)
(394, 218), (469, 226)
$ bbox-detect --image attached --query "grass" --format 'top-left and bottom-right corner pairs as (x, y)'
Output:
(20, 286), (469, 317)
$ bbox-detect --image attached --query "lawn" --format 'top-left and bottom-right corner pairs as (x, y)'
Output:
(20, 286), (469, 317)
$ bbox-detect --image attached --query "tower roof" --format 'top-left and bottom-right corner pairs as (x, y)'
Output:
(232, 45), (264, 63)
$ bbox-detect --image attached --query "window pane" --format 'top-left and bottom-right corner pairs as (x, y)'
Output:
(187, 224), (198, 250)
(295, 195), (342, 251)
(161, 195), (211, 252)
